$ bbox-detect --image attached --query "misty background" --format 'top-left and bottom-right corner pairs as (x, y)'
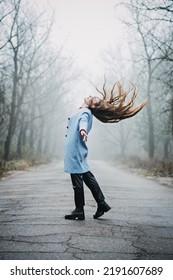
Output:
(0, 0), (173, 167)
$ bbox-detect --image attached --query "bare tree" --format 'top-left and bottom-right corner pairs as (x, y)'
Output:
(1, 0), (55, 160)
(115, 0), (173, 158)
(0, 0), (20, 50)
(142, 0), (173, 22)
(99, 49), (137, 158)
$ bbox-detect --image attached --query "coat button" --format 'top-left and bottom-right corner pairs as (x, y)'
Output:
(68, 117), (70, 120)
(65, 135), (67, 137)
(67, 126), (68, 129)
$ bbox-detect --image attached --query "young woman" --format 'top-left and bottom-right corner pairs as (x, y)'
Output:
(64, 82), (147, 220)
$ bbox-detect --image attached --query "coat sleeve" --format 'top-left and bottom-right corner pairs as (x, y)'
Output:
(79, 112), (90, 133)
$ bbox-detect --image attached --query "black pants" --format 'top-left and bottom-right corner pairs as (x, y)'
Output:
(70, 171), (105, 208)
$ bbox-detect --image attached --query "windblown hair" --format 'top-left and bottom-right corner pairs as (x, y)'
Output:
(90, 81), (147, 123)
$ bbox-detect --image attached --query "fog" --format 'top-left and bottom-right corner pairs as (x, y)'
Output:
(0, 0), (173, 163)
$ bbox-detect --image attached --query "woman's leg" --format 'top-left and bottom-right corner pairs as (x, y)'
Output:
(83, 171), (105, 204)
(70, 173), (85, 208)
(83, 171), (111, 218)
(65, 174), (85, 220)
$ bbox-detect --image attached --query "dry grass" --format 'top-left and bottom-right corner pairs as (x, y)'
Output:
(124, 156), (173, 177)
(0, 156), (50, 178)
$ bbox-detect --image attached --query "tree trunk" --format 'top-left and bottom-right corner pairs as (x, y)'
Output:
(22, 122), (27, 147)
(146, 65), (155, 159)
(29, 123), (34, 155)
(164, 138), (170, 159)
(29, 95), (36, 155)
(37, 122), (44, 154)
(171, 97), (173, 139)
(16, 118), (24, 158)
(3, 52), (18, 160)
(146, 102), (155, 158)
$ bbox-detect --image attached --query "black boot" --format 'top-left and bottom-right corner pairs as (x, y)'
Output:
(93, 201), (111, 219)
(65, 207), (85, 220)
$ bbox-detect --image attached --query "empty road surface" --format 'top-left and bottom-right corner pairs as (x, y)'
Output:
(0, 160), (173, 260)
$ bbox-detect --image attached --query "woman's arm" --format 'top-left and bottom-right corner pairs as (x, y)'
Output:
(79, 112), (90, 141)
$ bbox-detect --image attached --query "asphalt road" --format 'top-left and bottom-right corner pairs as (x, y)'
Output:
(0, 160), (173, 260)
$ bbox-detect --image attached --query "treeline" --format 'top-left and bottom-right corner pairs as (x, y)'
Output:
(101, 0), (173, 160)
(0, 0), (73, 162)
(1, 0), (173, 166)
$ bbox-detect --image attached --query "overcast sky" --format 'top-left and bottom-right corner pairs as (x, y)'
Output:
(33, 0), (128, 76)
(30, 0), (133, 109)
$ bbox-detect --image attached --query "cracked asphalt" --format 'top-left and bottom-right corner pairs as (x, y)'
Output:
(0, 160), (173, 260)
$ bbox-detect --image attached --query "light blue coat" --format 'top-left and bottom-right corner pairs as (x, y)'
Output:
(64, 108), (93, 174)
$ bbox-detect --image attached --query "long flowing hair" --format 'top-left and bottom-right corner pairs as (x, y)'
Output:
(90, 81), (147, 123)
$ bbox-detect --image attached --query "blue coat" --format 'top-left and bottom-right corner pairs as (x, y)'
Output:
(64, 108), (93, 174)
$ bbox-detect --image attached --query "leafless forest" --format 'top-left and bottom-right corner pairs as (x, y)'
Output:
(0, 0), (173, 175)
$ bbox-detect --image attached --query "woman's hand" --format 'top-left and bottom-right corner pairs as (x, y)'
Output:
(80, 129), (88, 142)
